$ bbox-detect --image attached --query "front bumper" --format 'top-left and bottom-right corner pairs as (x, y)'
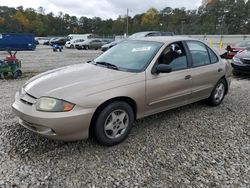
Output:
(231, 62), (250, 73)
(12, 92), (95, 141)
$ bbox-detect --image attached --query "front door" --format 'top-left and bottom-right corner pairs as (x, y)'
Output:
(145, 42), (193, 116)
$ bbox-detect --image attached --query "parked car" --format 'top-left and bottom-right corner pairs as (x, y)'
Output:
(74, 40), (88, 50)
(101, 31), (174, 52)
(65, 38), (85, 48)
(221, 41), (250, 59)
(50, 37), (69, 46)
(35, 37), (51, 45)
(43, 40), (51, 45)
(12, 37), (232, 146)
(76, 39), (107, 50)
(129, 31), (174, 39)
(47, 38), (58, 45)
(101, 39), (126, 52)
(231, 47), (250, 75)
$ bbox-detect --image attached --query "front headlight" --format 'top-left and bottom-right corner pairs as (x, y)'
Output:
(36, 97), (75, 112)
(232, 57), (242, 64)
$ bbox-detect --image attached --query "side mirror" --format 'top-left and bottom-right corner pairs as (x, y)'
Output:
(153, 64), (172, 74)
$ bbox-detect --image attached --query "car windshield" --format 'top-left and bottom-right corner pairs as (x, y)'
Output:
(93, 40), (163, 72)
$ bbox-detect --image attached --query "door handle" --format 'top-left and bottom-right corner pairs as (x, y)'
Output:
(218, 68), (223, 72)
(185, 75), (192, 80)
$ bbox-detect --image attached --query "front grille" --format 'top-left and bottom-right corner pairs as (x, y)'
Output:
(20, 99), (33, 106)
(20, 92), (37, 105)
(242, 58), (250, 65)
(26, 92), (37, 99)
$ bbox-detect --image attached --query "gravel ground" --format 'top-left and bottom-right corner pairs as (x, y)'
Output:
(0, 46), (249, 187)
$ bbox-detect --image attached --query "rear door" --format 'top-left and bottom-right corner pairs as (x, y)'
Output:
(184, 41), (224, 100)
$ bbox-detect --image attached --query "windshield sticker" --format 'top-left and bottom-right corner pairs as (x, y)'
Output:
(132, 46), (151, 52)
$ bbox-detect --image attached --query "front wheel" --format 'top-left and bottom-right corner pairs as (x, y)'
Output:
(94, 101), (134, 146)
(208, 79), (226, 106)
(233, 70), (241, 76)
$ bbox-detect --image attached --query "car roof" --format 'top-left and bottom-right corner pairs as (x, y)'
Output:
(130, 36), (199, 44)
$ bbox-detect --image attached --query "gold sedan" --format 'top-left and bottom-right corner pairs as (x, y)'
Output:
(12, 37), (232, 146)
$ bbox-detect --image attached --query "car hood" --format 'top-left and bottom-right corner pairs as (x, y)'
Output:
(235, 50), (250, 58)
(24, 63), (137, 100)
(230, 46), (246, 51)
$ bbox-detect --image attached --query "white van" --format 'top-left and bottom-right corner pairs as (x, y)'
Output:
(67, 34), (94, 40)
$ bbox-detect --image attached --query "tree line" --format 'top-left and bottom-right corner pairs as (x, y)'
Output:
(0, 0), (249, 37)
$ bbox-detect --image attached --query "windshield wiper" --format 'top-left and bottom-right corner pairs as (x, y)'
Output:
(93, 61), (119, 70)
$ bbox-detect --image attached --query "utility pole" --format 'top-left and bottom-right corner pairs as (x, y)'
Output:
(181, 21), (185, 35)
(126, 8), (129, 36)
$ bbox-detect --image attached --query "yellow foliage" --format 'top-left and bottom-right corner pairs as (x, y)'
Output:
(13, 11), (30, 28)
(141, 8), (160, 27)
(0, 17), (5, 25)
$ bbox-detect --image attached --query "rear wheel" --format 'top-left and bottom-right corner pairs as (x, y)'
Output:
(13, 70), (22, 79)
(85, 46), (89, 50)
(94, 101), (134, 146)
(208, 79), (226, 106)
(3, 72), (8, 78)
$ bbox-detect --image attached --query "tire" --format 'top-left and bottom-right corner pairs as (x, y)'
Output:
(85, 46), (89, 50)
(94, 101), (134, 146)
(70, 45), (74, 49)
(233, 70), (241, 76)
(208, 79), (226, 106)
(13, 70), (22, 79)
(17, 70), (22, 77)
(3, 72), (8, 78)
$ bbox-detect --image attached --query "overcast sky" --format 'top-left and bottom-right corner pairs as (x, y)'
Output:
(1, 0), (202, 19)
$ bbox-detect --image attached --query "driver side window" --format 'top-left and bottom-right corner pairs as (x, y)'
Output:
(158, 42), (188, 71)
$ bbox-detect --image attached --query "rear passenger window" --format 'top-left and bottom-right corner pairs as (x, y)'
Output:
(186, 41), (210, 67)
(208, 48), (219, 64)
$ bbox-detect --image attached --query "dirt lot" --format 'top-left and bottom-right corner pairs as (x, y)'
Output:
(0, 46), (249, 187)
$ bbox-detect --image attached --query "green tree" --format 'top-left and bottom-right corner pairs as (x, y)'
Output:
(141, 8), (160, 30)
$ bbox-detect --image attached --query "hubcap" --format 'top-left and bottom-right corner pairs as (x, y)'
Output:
(104, 109), (129, 139)
(214, 83), (225, 103)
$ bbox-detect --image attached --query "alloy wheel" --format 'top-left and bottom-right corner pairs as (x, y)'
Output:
(214, 83), (225, 103)
(104, 109), (129, 139)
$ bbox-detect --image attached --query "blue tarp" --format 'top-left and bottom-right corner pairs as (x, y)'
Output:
(0, 33), (36, 51)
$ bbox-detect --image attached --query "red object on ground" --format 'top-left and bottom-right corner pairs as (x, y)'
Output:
(5, 55), (17, 61)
